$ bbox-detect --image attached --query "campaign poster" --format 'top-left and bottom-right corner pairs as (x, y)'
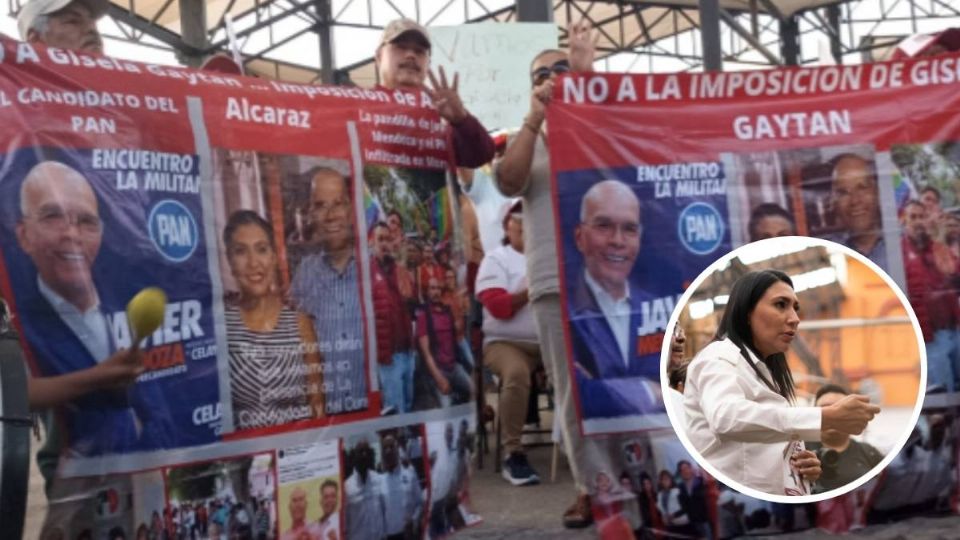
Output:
(276, 440), (342, 540)
(555, 162), (730, 435)
(424, 415), (481, 537)
(343, 424), (429, 540)
(361, 164), (475, 416)
(722, 144), (904, 281)
(210, 149), (375, 436)
(545, 56), (960, 534)
(0, 146), (221, 459)
(889, 141), (960, 394)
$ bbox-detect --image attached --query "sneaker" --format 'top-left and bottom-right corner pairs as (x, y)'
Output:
(501, 452), (540, 486)
(562, 494), (593, 529)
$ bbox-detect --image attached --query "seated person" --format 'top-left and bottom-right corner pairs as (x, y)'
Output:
(476, 200), (543, 486)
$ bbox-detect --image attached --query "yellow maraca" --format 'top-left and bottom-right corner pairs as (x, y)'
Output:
(126, 287), (167, 349)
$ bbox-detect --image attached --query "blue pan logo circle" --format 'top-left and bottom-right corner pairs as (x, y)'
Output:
(678, 202), (724, 255)
(148, 199), (199, 263)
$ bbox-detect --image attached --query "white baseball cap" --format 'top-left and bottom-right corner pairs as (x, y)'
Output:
(18, 0), (108, 41)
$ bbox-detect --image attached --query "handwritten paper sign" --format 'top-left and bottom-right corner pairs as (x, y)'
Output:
(430, 22), (557, 130)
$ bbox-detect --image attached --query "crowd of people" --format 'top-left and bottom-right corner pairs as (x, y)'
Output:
(10, 0), (960, 537)
(138, 496), (271, 540)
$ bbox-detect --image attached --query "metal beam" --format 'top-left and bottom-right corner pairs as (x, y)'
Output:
(698, 0), (723, 71)
(315, 0), (335, 83)
(779, 14), (800, 65)
(516, 0), (553, 22)
(825, 5), (842, 64)
(719, 9), (781, 64)
(105, 4), (203, 57)
(206, 1), (316, 52)
(178, 0), (207, 66)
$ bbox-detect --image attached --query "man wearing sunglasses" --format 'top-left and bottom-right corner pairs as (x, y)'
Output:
(492, 21), (602, 529)
(375, 18), (495, 168)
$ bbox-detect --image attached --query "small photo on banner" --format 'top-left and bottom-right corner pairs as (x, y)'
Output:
(362, 164), (475, 416)
(723, 144), (903, 280)
(211, 150), (373, 437)
(889, 140), (960, 394)
(277, 440), (341, 540)
(160, 451), (277, 539)
(0, 146), (220, 459)
(343, 424), (429, 540)
(554, 162), (731, 435)
(425, 415), (481, 537)
(277, 155), (371, 418)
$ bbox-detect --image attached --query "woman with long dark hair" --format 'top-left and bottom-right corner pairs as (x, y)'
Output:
(683, 270), (880, 495)
(223, 210), (324, 430)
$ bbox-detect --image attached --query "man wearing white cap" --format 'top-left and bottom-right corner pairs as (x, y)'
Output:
(375, 18), (495, 169)
(18, 0), (107, 54)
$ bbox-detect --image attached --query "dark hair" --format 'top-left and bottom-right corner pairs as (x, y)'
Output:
(903, 199), (926, 213)
(223, 210), (275, 250)
(715, 269), (797, 402)
(921, 185), (941, 202)
(676, 460), (692, 474)
(668, 361), (689, 391)
(814, 383), (849, 404)
(639, 472), (653, 489)
(321, 479), (338, 492)
(657, 469), (675, 489)
(748, 203), (796, 242)
(529, 48), (567, 83)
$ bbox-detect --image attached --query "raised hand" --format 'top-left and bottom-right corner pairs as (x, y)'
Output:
(527, 78), (555, 129)
(567, 19), (599, 73)
(427, 66), (468, 124)
(822, 394), (881, 435)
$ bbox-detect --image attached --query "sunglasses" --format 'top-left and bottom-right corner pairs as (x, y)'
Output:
(531, 59), (570, 87)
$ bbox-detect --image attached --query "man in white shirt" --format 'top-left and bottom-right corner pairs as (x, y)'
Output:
(345, 440), (386, 539)
(380, 431), (423, 539)
(316, 480), (341, 540)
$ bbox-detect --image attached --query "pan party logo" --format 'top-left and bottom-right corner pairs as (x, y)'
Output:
(677, 202), (724, 255)
(148, 199), (199, 263)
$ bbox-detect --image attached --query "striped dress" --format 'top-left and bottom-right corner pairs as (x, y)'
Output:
(226, 305), (313, 430)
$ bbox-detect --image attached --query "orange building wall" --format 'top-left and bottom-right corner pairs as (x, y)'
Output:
(786, 256), (922, 407)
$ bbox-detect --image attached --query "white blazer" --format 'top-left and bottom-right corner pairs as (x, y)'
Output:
(683, 338), (822, 495)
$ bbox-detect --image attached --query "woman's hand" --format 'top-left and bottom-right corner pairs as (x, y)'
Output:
(821, 394), (881, 435)
(791, 450), (821, 484)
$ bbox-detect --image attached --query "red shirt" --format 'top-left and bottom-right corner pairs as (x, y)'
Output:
(417, 303), (457, 370)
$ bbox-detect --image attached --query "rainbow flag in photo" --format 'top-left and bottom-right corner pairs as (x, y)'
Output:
(363, 184), (383, 230)
(429, 187), (453, 241)
(892, 171), (917, 215)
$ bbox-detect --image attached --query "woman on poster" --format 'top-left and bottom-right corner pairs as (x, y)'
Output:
(683, 270), (880, 495)
(223, 210), (324, 430)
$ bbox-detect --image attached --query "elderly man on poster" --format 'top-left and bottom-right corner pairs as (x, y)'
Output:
(569, 180), (663, 419)
(12, 161), (171, 456)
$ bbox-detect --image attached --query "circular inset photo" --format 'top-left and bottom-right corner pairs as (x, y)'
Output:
(661, 236), (926, 503)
